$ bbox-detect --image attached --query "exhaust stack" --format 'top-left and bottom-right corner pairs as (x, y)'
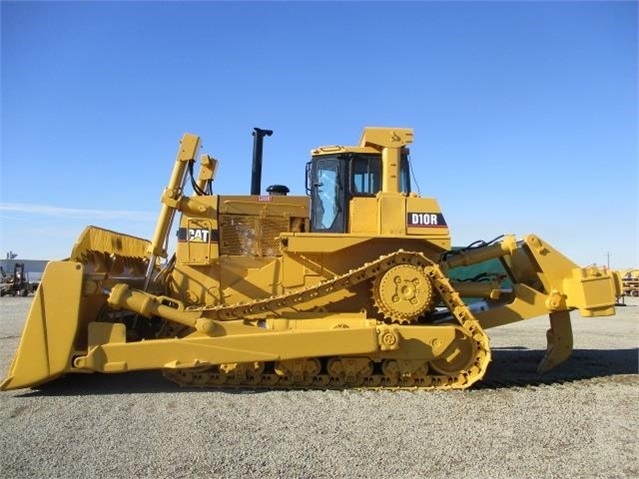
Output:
(251, 127), (273, 195)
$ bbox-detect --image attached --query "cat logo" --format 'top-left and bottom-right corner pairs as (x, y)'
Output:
(188, 228), (210, 243)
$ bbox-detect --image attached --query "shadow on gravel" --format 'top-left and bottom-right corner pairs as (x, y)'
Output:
(16, 371), (272, 397)
(480, 347), (639, 389)
(11, 347), (637, 396)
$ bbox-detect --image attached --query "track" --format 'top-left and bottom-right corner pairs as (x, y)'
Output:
(162, 251), (492, 391)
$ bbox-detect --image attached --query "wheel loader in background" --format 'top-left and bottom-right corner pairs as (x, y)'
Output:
(621, 270), (639, 297)
(0, 128), (622, 391)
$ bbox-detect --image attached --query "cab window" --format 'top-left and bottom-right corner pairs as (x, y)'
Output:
(350, 156), (381, 196)
(312, 159), (340, 230)
(400, 155), (411, 194)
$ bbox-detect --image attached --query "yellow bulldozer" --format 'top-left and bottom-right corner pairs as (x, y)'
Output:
(1, 128), (622, 391)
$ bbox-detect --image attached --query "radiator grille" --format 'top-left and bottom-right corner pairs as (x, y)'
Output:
(219, 215), (288, 256)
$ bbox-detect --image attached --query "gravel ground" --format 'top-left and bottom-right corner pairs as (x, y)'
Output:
(0, 296), (637, 478)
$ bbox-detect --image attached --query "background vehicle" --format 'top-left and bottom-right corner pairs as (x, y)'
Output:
(1, 128), (621, 391)
(0, 264), (38, 297)
(621, 270), (639, 297)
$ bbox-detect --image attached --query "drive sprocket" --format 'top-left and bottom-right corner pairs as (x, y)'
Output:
(372, 263), (435, 324)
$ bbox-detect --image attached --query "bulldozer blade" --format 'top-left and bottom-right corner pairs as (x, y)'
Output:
(537, 310), (573, 374)
(1, 261), (84, 390)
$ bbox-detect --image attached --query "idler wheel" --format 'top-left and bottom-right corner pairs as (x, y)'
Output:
(429, 335), (476, 375)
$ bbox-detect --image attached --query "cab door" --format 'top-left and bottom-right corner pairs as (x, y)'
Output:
(310, 157), (348, 233)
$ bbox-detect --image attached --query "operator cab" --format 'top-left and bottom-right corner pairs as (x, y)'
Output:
(307, 151), (411, 233)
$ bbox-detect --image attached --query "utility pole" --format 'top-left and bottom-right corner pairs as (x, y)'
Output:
(605, 251), (612, 270)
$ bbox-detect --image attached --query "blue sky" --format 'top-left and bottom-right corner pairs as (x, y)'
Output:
(1, 1), (637, 269)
